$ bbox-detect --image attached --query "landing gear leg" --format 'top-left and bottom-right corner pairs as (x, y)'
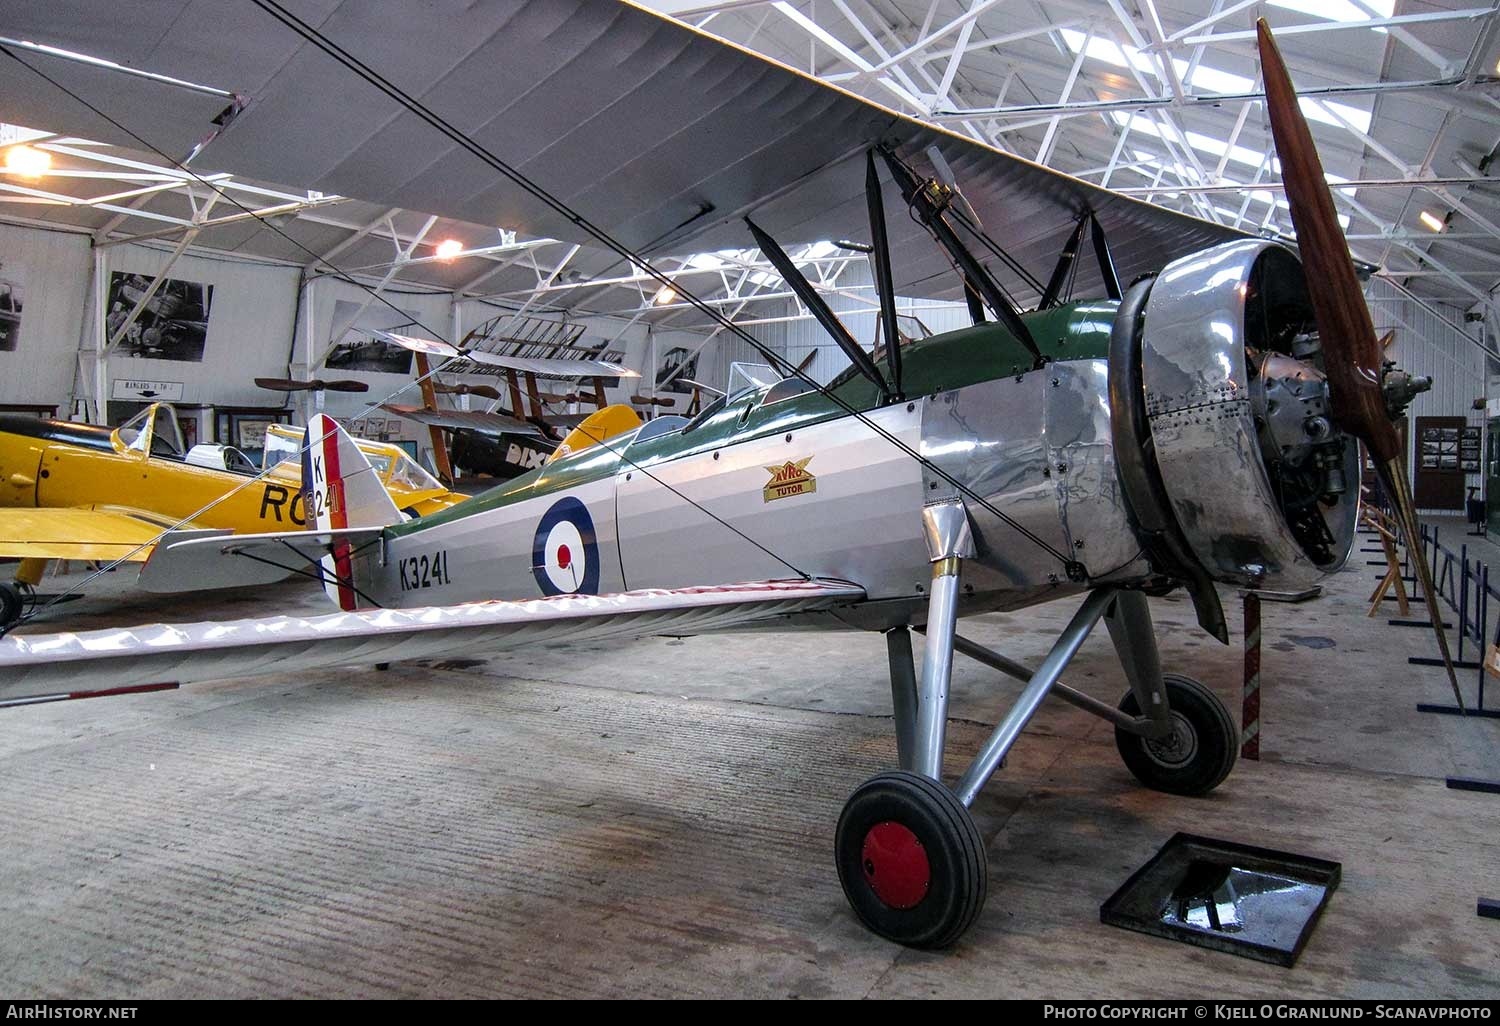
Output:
(885, 627), (917, 772)
(838, 501), (987, 948)
(1105, 590), (1237, 795)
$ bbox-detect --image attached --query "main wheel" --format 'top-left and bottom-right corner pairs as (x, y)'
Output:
(1115, 673), (1237, 796)
(0, 582), (21, 629)
(834, 770), (987, 948)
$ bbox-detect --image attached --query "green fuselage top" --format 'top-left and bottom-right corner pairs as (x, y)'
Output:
(391, 299), (1121, 537)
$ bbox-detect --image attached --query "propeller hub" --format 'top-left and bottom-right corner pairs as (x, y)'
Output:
(1381, 362), (1431, 420)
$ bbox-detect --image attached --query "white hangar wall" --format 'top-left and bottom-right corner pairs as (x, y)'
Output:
(0, 220), (728, 460)
(1368, 278), (1493, 512)
(0, 222), (92, 410)
(0, 220), (301, 413)
(105, 241), (302, 409)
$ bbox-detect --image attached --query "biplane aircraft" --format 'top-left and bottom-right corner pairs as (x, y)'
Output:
(0, 402), (463, 625)
(374, 323), (642, 482)
(0, 2), (1456, 949)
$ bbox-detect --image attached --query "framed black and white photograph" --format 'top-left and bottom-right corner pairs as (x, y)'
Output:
(0, 271), (22, 353)
(107, 271), (213, 362)
(324, 300), (417, 375)
(655, 345), (699, 392)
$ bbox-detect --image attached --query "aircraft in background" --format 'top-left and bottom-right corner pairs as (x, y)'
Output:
(0, 403), (464, 625)
(374, 327), (643, 483)
(0, 6), (1455, 950)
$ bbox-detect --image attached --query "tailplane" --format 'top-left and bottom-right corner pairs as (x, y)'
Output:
(303, 414), (402, 609)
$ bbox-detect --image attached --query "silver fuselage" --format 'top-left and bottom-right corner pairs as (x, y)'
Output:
(358, 364), (1148, 629)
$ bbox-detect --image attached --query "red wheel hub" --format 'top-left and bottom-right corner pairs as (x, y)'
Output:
(861, 821), (930, 910)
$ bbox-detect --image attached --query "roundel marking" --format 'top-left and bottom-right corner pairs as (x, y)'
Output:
(532, 496), (601, 596)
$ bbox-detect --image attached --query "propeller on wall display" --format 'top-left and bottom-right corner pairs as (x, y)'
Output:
(1256, 20), (1459, 709)
(253, 377), (371, 393)
(431, 381), (504, 401)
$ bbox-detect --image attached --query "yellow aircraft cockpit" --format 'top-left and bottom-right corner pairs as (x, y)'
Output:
(114, 403), (186, 460)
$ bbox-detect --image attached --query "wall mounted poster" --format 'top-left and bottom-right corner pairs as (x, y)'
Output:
(655, 345), (699, 392)
(1414, 415), (1467, 510)
(324, 300), (417, 375)
(1461, 426), (1482, 473)
(1419, 425), (1460, 470)
(107, 271), (214, 362)
(0, 264), (22, 352)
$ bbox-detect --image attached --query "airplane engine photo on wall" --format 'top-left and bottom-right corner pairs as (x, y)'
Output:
(0, 263), (22, 353)
(106, 271), (213, 362)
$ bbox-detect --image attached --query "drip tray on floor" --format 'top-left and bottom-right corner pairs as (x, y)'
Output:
(1100, 832), (1341, 967)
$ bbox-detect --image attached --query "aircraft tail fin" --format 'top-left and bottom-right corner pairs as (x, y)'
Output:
(302, 414), (402, 610)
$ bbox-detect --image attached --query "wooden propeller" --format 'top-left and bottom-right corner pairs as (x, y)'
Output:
(432, 381), (504, 401)
(255, 377), (369, 393)
(1258, 19), (1463, 711)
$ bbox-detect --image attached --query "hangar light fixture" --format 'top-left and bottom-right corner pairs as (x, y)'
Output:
(435, 239), (464, 260)
(1419, 211), (1446, 232)
(2, 143), (50, 178)
(652, 284), (678, 305)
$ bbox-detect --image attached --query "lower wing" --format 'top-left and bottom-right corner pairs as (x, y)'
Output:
(0, 507), (220, 563)
(0, 578), (865, 705)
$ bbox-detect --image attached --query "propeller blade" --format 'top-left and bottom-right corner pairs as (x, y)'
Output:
(1258, 20), (1391, 459)
(255, 377), (368, 393)
(1258, 19), (1464, 712)
(254, 377), (314, 392)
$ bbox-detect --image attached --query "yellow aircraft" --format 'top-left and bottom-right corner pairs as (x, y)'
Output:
(0, 402), (463, 623)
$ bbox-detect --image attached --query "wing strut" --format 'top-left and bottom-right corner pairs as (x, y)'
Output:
(1040, 214), (1090, 310)
(745, 217), (892, 403)
(877, 150), (1044, 367)
(1041, 211), (1122, 308)
(865, 151), (904, 402)
(1090, 212), (1123, 301)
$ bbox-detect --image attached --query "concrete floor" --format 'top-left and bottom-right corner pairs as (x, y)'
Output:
(1, 540), (1497, 998)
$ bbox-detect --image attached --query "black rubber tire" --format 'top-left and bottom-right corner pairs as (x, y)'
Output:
(0, 582), (21, 628)
(834, 770), (987, 949)
(1115, 673), (1237, 796)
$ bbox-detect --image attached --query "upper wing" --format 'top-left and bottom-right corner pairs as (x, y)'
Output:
(0, 507), (222, 563)
(380, 405), (549, 437)
(380, 332), (638, 379)
(0, 579), (865, 704)
(0, 0), (1247, 303)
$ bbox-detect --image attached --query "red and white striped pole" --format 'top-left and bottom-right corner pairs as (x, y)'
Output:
(1242, 591), (1261, 761)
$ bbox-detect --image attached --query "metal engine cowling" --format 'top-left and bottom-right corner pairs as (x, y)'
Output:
(1132, 239), (1358, 590)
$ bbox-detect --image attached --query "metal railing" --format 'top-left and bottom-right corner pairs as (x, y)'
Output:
(1377, 519), (1499, 718)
